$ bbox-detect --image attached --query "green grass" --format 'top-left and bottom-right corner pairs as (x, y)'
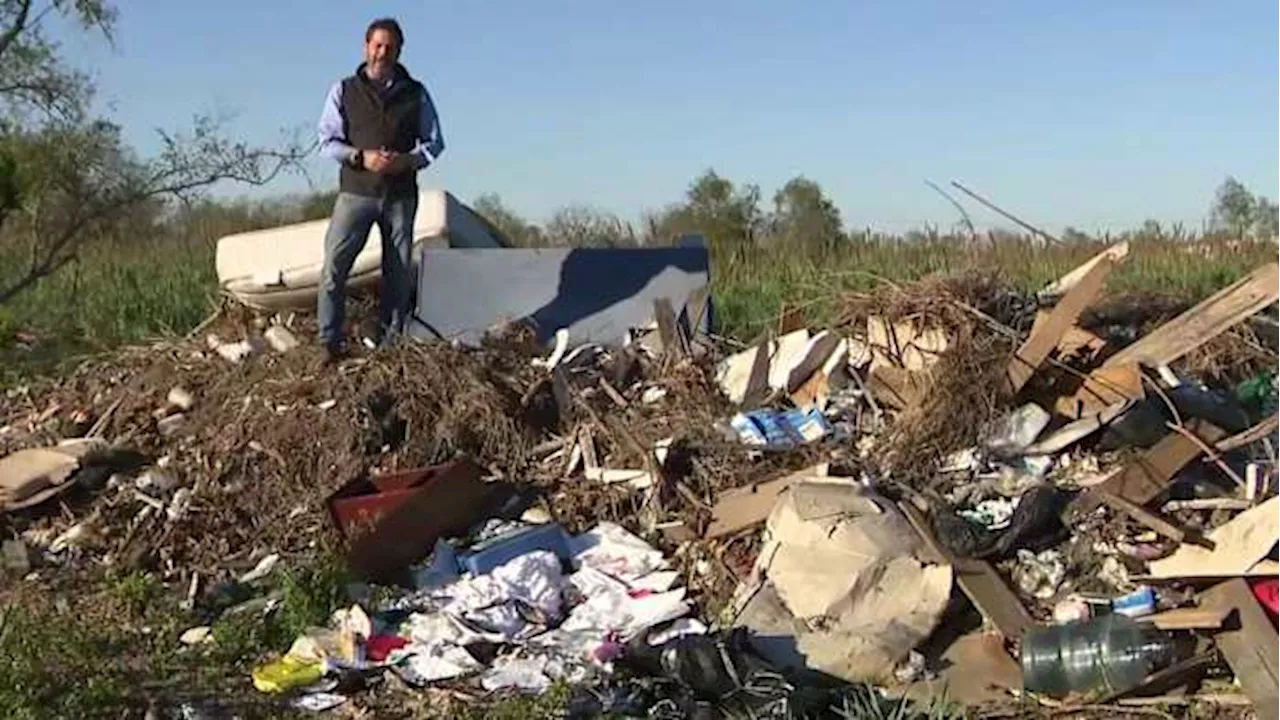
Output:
(711, 234), (1275, 340)
(2, 233), (1274, 386)
(1, 239), (219, 383)
(0, 553), (351, 718)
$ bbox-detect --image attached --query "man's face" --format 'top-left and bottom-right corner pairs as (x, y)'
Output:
(364, 29), (400, 79)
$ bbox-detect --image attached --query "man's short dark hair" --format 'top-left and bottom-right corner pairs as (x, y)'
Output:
(366, 17), (404, 46)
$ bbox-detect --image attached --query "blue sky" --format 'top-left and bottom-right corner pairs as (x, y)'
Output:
(52, 0), (1278, 234)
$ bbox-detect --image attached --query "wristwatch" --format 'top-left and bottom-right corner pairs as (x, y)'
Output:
(348, 149), (363, 169)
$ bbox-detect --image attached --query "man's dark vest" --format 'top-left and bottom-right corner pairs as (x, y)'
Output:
(338, 63), (425, 199)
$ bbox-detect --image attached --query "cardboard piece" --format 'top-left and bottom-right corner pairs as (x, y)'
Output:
(896, 631), (1023, 706)
(867, 317), (949, 373)
(0, 439), (105, 511)
(734, 482), (952, 685)
(868, 366), (928, 411)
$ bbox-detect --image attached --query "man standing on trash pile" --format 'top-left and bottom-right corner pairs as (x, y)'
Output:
(316, 17), (445, 363)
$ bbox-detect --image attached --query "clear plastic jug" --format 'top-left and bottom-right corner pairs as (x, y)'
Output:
(1020, 613), (1176, 698)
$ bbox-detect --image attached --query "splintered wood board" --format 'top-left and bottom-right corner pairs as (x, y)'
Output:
(1006, 255), (1116, 394)
(1104, 261), (1279, 369)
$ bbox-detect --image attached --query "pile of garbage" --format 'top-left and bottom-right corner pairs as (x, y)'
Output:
(1, 245), (1278, 718)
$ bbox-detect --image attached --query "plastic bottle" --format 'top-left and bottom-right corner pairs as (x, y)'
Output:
(1020, 613), (1177, 698)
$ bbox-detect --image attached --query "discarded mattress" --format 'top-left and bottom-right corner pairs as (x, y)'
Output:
(215, 189), (511, 310)
(408, 245), (711, 347)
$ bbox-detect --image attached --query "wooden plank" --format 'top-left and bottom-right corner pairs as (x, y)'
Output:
(1029, 310), (1106, 358)
(684, 285), (711, 336)
(1071, 420), (1226, 519)
(742, 341), (772, 409)
(1098, 490), (1214, 549)
(1041, 242), (1130, 298)
(704, 464), (831, 539)
(1139, 605), (1231, 630)
(899, 502), (1035, 640)
(1201, 578), (1280, 720)
(1006, 256), (1116, 394)
(652, 298), (689, 359)
(1104, 261), (1280, 369)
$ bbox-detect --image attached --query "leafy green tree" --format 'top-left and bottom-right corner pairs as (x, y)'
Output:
(472, 192), (545, 247)
(0, 0), (307, 305)
(767, 175), (844, 251)
(1209, 176), (1257, 238)
(645, 169), (763, 258)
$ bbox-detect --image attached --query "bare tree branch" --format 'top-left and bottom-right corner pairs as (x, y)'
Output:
(925, 179), (976, 243)
(0, 0), (34, 59)
(0, 115), (310, 305)
(950, 179), (1061, 244)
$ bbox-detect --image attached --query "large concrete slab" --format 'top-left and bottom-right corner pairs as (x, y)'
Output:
(408, 246), (711, 347)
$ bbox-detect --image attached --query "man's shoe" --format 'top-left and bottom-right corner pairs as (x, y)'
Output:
(322, 345), (346, 366)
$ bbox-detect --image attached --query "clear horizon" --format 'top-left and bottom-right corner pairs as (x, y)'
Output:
(51, 0), (1280, 235)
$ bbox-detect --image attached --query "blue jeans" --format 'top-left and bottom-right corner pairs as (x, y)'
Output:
(318, 191), (418, 350)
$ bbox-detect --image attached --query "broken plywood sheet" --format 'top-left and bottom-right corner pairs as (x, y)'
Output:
(1146, 495), (1279, 580)
(1006, 256), (1116, 394)
(737, 482), (953, 685)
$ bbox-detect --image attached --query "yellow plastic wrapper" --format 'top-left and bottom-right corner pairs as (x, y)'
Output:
(251, 654), (324, 694)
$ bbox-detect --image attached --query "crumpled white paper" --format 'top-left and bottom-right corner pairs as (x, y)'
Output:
(384, 523), (692, 691)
